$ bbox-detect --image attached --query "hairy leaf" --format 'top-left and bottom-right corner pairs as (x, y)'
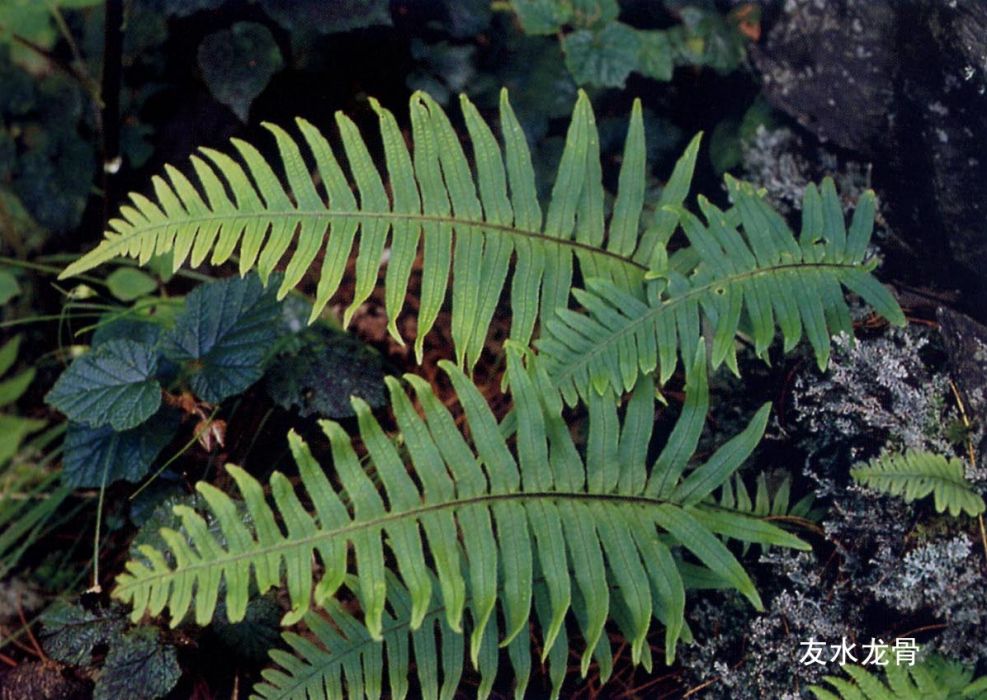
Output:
(40, 602), (126, 667)
(265, 325), (386, 418)
(62, 409), (180, 488)
(563, 22), (640, 88)
(163, 273), (284, 403)
(93, 627), (181, 700)
(45, 339), (162, 431)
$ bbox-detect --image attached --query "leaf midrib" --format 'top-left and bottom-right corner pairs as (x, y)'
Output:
(118, 489), (672, 593)
(84, 209), (648, 275)
(548, 261), (864, 388)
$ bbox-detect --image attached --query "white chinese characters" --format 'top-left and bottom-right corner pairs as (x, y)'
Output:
(799, 637), (918, 667)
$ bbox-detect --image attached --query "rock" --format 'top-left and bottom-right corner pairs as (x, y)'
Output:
(752, 0), (987, 322)
(937, 306), (987, 477)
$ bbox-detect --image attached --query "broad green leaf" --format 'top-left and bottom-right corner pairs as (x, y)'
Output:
(197, 22), (283, 121)
(163, 273), (284, 403)
(93, 628), (181, 700)
(61, 409), (180, 488)
(45, 339), (162, 431)
(106, 268), (158, 302)
(563, 22), (640, 88)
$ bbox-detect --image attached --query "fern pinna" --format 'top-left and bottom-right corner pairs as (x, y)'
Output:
(116, 347), (808, 699)
(59, 89), (902, 391)
(851, 450), (986, 517)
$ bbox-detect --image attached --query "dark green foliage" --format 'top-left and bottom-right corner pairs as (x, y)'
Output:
(61, 409), (180, 488)
(197, 22), (284, 122)
(212, 594), (283, 663)
(46, 340), (162, 431)
(266, 324), (386, 418)
(563, 22), (640, 88)
(93, 627), (181, 700)
(40, 601), (126, 666)
(507, 0), (745, 87)
(0, 48), (95, 234)
(41, 602), (182, 700)
(257, 0), (391, 34)
(162, 273), (285, 403)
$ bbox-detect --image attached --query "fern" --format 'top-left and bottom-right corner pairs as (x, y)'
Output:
(809, 655), (987, 700)
(254, 573), (606, 700)
(712, 472), (822, 555)
(115, 346), (807, 690)
(539, 176), (906, 403)
(58, 90), (688, 370)
(851, 450), (986, 518)
(57, 89), (901, 399)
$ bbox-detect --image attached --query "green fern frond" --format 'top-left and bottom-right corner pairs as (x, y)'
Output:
(851, 450), (986, 517)
(539, 176), (906, 403)
(712, 471), (821, 555)
(810, 655), (987, 700)
(114, 346), (807, 685)
(717, 472), (820, 520)
(59, 89), (697, 370)
(253, 573), (596, 700)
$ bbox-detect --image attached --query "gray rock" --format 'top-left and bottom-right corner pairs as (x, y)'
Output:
(753, 0), (987, 321)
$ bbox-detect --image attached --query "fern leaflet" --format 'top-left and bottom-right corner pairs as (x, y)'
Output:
(810, 655), (987, 700)
(851, 450), (986, 517)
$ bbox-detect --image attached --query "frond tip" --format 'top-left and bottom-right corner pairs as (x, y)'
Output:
(539, 176), (906, 404)
(851, 450), (986, 517)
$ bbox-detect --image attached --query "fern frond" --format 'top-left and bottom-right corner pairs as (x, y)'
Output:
(59, 90), (697, 370)
(851, 450), (986, 517)
(712, 472), (821, 555)
(809, 655), (987, 700)
(253, 573), (590, 700)
(539, 176), (906, 403)
(114, 345), (807, 684)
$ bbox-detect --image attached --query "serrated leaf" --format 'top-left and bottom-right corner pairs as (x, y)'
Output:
(213, 594), (282, 662)
(45, 339), (162, 431)
(40, 601), (126, 667)
(265, 325), (386, 418)
(636, 30), (673, 81)
(62, 409), (180, 488)
(92, 317), (162, 348)
(163, 274), (284, 403)
(93, 627), (181, 700)
(510, 0), (572, 34)
(106, 268), (158, 302)
(563, 22), (640, 88)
